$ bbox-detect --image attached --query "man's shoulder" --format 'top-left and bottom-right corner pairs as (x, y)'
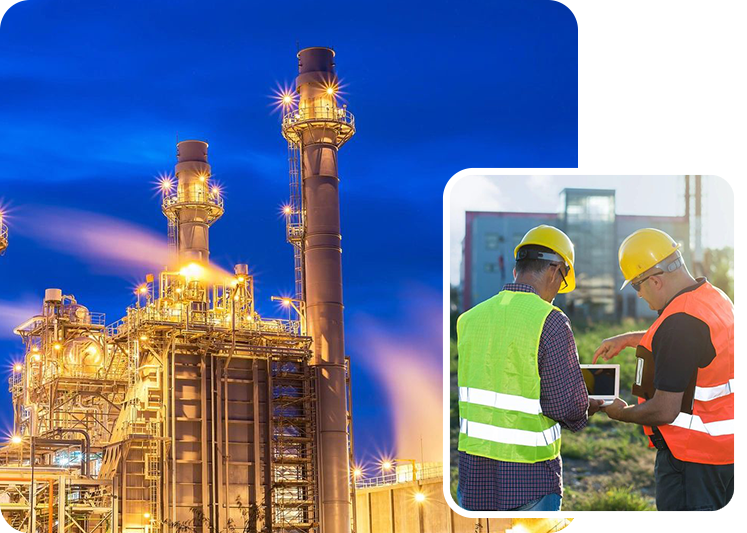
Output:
(545, 308), (571, 330)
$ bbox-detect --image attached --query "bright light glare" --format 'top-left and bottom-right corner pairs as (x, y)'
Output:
(353, 468), (363, 478)
(11, 435), (22, 445)
(53, 343), (62, 351)
(139, 286), (148, 294)
(414, 492), (426, 503)
(381, 460), (393, 471)
(281, 298), (291, 307)
(13, 363), (22, 372)
(211, 186), (220, 196)
(180, 263), (205, 282)
(160, 178), (173, 191)
(32, 353), (41, 362)
(282, 205), (292, 215)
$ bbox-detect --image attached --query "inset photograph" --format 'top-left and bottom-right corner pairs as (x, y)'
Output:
(447, 175), (734, 511)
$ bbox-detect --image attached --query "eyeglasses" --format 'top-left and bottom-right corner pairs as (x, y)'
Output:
(551, 263), (570, 290)
(631, 272), (663, 292)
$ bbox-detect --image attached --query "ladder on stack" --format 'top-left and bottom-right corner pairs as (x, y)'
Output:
(270, 357), (317, 532)
(286, 141), (305, 302)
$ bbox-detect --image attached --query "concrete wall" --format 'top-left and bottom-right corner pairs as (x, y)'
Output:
(355, 478), (512, 533)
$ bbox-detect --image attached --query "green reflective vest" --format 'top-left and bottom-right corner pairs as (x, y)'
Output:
(457, 290), (563, 463)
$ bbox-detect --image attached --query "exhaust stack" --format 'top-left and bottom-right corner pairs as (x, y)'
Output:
(162, 140), (224, 264)
(282, 46), (356, 533)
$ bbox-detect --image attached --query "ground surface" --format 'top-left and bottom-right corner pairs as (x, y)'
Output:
(450, 319), (657, 511)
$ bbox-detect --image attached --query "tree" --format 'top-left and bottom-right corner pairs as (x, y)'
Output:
(704, 247), (734, 301)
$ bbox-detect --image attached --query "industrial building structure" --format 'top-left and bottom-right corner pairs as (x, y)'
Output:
(0, 210), (7, 255)
(461, 187), (691, 319)
(0, 47), (356, 533)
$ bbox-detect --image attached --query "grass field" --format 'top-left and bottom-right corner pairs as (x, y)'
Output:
(450, 319), (658, 511)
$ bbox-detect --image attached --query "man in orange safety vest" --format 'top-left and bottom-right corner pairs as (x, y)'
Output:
(593, 228), (733, 511)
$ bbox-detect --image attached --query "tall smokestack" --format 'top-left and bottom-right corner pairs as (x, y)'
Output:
(162, 140), (224, 265)
(282, 46), (355, 533)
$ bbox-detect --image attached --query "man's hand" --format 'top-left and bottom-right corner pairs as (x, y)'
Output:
(593, 333), (638, 363)
(588, 398), (605, 416)
(602, 398), (628, 421)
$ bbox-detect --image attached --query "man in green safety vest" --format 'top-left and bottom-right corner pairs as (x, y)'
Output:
(457, 225), (602, 511)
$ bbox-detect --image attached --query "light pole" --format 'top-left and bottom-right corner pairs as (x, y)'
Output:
(271, 296), (306, 334)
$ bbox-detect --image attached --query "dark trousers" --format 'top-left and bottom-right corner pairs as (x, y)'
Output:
(655, 449), (734, 510)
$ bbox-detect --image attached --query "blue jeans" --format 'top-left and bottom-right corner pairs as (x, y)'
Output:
(512, 493), (562, 511)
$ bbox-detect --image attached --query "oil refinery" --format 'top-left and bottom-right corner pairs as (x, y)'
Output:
(0, 47), (355, 533)
(0, 49), (574, 533)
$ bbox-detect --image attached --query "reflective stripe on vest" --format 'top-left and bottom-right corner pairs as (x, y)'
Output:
(457, 290), (563, 464)
(694, 379), (734, 402)
(669, 412), (734, 437)
(638, 281), (734, 465)
(460, 418), (561, 448)
(459, 387), (543, 415)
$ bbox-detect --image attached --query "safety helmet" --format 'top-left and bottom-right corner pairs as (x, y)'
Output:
(514, 225), (576, 293)
(618, 228), (681, 290)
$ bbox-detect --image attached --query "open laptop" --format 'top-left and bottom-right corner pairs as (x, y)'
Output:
(580, 364), (620, 407)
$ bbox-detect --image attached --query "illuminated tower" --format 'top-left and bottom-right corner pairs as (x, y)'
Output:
(162, 140), (224, 264)
(0, 209), (7, 255)
(281, 47), (355, 533)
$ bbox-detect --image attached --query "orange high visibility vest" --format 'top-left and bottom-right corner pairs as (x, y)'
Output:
(638, 281), (734, 465)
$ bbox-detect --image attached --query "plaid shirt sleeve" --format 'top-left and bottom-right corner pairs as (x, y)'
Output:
(537, 310), (589, 432)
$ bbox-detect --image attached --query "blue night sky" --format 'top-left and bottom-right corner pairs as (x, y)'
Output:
(0, 0), (577, 465)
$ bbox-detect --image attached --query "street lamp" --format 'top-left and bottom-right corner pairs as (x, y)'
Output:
(271, 296), (306, 333)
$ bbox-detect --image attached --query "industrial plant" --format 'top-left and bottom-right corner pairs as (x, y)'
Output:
(0, 210), (7, 256)
(0, 47), (356, 533)
(0, 48), (575, 533)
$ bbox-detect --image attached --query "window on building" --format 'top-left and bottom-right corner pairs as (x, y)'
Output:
(485, 233), (503, 250)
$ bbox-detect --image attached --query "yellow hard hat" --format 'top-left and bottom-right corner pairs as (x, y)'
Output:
(618, 228), (681, 289)
(514, 225), (576, 293)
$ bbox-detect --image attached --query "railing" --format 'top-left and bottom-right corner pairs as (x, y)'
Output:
(162, 188), (224, 211)
(282, 105), (355, 130)
(355, 463), (443, 489)
(0, 222), (7, 254)
(87, 311), (106, 326)
(107, 305), (302, 337)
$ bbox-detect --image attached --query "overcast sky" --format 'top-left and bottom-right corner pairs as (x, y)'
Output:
(448, 175), (734, 285)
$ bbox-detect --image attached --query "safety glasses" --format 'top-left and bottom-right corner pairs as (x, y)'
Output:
(631, 272), (663, 292)
(551, 263), (570, 291)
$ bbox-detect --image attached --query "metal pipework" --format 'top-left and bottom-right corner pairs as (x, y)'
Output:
(284, 46), (355, 533)
(0, 210), (8, 256)
(162, 140), (224, 264)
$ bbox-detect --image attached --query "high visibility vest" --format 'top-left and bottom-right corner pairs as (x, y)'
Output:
(638, 281), (734, 465)
(457, 290), (562, 463)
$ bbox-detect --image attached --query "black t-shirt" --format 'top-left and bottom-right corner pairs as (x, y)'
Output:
(651, 280), (717, 392)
